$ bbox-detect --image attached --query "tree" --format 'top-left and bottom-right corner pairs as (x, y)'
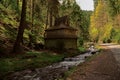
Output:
(93, 0), (98, 9)
(47, 0), (60, 27)
(103, 0), (120, 43)
(59, 0), (76, 16)
(89, 0), (112, 43)
(107, 0), (120, 17)
(12, 0), (27, 53)
(27, 0), (47, 48)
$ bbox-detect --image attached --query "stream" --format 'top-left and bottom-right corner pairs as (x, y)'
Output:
(7, 49), (99, 80)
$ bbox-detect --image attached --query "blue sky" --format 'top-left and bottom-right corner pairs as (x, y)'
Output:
(76, 0), (94, 11)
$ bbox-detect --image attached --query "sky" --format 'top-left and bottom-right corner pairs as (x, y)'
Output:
(76, 0), (94, 11)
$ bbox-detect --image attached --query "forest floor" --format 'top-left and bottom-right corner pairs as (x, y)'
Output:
(1, 44), (120, 80)
(67, 44), (120, 80)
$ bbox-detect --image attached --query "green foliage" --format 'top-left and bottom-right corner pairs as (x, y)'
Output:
(0, 0), (92, 48)
(78, 46), (86, 52)
(107, 0), (120, 17)
(0, 3), (18, 40)
(0, 51), (64, 78)
(79, 11), (92, 41)
(78, 37), (84, 46)
(94, 0), (98, 8)
(9, 0), (20, 13)
(61, 1), (92, 45)
(59, 0), (76, 16)
(110, 29), (120, 43)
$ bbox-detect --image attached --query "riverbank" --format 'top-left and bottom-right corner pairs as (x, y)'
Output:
(67, 45), (120, 80)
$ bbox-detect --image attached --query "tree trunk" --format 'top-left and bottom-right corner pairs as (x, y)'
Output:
(12, 0), (27, 53)
(32, 0), (34, 28)
(45, 6), (49, 29)
(28, 0), (35, 49)
(49, 9), (53, 27)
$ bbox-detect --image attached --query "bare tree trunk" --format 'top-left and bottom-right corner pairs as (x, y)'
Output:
(49, 9), (53, 27)
(12, 0), (27, 53)
(28, 0), (35, 48)
(32, 0), (34, 28)
(45, 6), (49, 29)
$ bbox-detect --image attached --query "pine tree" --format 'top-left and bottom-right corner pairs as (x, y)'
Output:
(12, 0), (27, 53)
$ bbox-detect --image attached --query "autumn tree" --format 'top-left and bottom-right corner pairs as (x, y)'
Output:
(89, 0), (112, 43)
(89, 13), (98, 42)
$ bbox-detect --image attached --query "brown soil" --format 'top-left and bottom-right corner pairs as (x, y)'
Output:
(67, 47), (120, 80)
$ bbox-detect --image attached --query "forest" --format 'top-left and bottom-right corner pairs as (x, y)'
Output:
(0, 0), (91, 55)
(0, 0), (120, 79)
(90, 0), (120, 43)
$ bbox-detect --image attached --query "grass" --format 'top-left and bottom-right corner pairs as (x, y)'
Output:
(0, 51), (64, 78)
(0, 46), (101, 79)
(78, 46), (86, 52)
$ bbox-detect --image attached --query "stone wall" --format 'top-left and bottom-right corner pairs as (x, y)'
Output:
(45, 39), (77, 50)
(45, 29), (77, 39)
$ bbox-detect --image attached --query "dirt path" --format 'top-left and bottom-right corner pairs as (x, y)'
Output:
(67, 44), (120, 80)
(104, 44), (120, 66)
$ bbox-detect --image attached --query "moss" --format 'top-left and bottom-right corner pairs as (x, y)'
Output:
(78, 47), (86, 52)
